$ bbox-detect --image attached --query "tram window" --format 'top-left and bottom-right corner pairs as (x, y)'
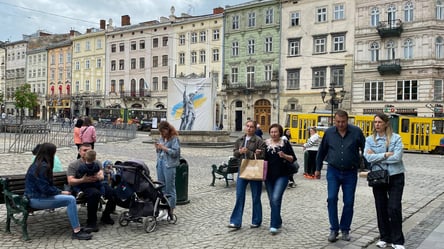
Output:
(318, 116), (329, 127)
(401, 119), (409, 132)
(292, 116), (298, 128)
(432, 120), (444, 134)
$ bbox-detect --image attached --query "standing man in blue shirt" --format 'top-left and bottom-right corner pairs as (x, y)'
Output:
(315, 110), (366, 243)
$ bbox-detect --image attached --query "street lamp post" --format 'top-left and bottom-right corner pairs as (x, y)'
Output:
(320, 84), (347, 126)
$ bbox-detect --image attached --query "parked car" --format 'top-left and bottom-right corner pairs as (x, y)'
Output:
(138, 119), (152, 131)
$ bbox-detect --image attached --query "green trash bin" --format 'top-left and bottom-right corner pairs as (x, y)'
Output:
(176, 157), (190, 205)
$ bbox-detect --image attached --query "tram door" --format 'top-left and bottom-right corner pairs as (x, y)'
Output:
(297, 116), (317, 144)
(409, 120), (430, 151)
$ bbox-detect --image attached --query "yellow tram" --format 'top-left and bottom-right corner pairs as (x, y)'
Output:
(284, 113), (444, 153)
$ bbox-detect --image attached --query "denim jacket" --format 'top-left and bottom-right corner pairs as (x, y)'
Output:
(363, 133), (405, 176)
(25, 161), (61, 199)
(157, 136), (181, 168)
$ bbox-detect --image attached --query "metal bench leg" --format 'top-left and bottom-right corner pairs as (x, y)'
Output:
(21, 212), (30, 241)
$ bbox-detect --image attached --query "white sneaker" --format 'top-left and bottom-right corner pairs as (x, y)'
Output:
(376, 241), (387, 248)
(392, 245), (405, 249)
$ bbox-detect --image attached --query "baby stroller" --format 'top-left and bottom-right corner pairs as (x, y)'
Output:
(113, 160), (177, 233)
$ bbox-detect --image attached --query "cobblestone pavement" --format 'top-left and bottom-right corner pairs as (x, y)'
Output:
(0, 132), (443, 248)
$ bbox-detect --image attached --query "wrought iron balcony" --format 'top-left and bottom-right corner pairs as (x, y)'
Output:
(377, 59), (402, 75)
(223, 81), (277, 93)
(120, 90), (151, 99)
(377, 19), (403, 38)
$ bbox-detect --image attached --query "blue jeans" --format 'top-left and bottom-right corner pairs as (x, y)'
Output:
(326, 166), (358, 232)
(265, 175), (288, 229)
(156, 158), (177, 209)
(29, 194), (80, 230)
(229, 176), (262, 227)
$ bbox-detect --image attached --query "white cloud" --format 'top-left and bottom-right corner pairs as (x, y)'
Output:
(0, 0), (241, 41)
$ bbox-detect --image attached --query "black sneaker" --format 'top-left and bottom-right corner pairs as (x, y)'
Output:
(328, 231), (339, 242)
(100, 216), (115, 225)
(83, 225), (99, 233)
(72, 230), (93, 240)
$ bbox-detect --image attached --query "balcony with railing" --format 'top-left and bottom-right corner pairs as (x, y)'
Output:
(377, 19), (403, 38)
(120, 90), (151, 99)
(377, 59), (402, 75)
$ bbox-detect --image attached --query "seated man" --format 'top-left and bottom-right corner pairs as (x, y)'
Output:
(67, 144), (116, 232)
(73, 150), (105, 197)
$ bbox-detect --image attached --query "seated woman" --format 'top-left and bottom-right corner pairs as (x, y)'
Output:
(24, 143), (92, 240)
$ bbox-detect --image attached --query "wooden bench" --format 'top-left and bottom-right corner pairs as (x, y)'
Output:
(210, 157), (239, 187)
(0, 171), (84, 240)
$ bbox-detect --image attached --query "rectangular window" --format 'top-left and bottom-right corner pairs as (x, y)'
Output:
(287, 69), (300, 89)
(131, 41), (136, 50)
(265, 65), (272, 81)
(265, 8), (274, 24)
(316, 7), (327, 22)
(191, 51), (197, 64)
(397, 80), (418, 101)
(312, 67), (326, 88)
(139, 40), (145, 49)
(290, 12), (301, 27)
(119, 59), (124, 70)
(332, 34), (345, 52)
(213, 49), (219, 62)
(247, 66), (255, 88)
(331, 66), (345, 86)
(96, 79), (101, 91)
(434, 80), (443, 101)
(85, 41), (91, 51)
(179, 34), (186, 45)
(232, 42), (239, 56)
(162, 76), (168, 90)
(365, 81), (384, 101)
(288, 38), (301, 56)
(232, 15), (239, 29)
(213, 29), (220, 40)
(333, 4), (345, 20)
(265, 37), (273, 53)
(191, 33), (197, 43)
(110, 80), (115, 93)
(67, 53), (71, 63)
(200, 50), (206, 63)
(231, 67), (238, 83)
(139, 57), (145, 68)
(179, 53), (185, 65)
(119, 43), (124, 52)
(314, 36), (327, 54)
(75, 43), (80, 53)
(248, 12), (256, 27)
(162, 37), (168, 46)
(248, 39), (255, 55)
(96, 58), (102, 68)
(162, 55), (168, 66)
(111, 60), (116, 71)
(96, 39), (102, 49)
(85, 80), (90, 91)
(153, 56), (158, 67)
(59, 54), (64, 64)
(131, 58), (136, 69)
(153, 77), (158, 91)
(200, 31), (206, 42)
(85, 60), (90, 69)
(153, 38), (159, 48)
(111, 44), (116, 53)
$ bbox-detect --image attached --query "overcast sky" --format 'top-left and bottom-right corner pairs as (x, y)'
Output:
(0, 0), (242, 42)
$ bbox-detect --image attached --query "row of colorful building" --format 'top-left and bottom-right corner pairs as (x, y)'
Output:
(1, 0), (444, 132)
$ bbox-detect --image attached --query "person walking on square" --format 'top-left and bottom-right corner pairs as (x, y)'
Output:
(363, 113), (405, 249)
(25, 143), (92, 240)
(264, 124), (296, 234)
(315, 110), (366, 242)
(73, 118), (84, 159)
(155, 121), (181, 216)
(303, 127), (321, 179)
(228, 120), (266, 229)
(282, 129), (296, 188)
(80, 116), (96, 149)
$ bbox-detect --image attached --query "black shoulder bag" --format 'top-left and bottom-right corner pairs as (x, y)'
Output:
(367, 148), (390, 187)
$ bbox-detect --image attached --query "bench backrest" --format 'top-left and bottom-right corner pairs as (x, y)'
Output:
(0, 171), (68, 205)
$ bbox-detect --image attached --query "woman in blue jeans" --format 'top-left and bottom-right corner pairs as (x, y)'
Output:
(264, 123), (296, 234)
(228, 120), (266, 229)
(25, 143), (92, 240)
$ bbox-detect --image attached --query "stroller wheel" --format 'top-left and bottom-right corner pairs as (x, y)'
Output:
(143, 216), (157, 233)
(167, 214), (177, 224)
(119, 211), (130, 226)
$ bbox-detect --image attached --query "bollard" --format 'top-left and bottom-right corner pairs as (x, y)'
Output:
(175, 157), (190, 205)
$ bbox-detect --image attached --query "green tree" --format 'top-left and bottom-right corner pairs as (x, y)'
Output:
(14, 84), (38, 124)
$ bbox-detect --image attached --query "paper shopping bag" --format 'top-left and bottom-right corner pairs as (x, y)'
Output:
(239, 158), (267, 181)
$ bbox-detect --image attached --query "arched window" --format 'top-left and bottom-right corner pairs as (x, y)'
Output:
(370, 42), (380, 62)
(404, 1), (414, 22)
(403, 38), (413, 59)
(436, 37), (444, 59)
(386, 40), (396, 60)
(387, 5), (397, 27)
(371, 7), (380, 27)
